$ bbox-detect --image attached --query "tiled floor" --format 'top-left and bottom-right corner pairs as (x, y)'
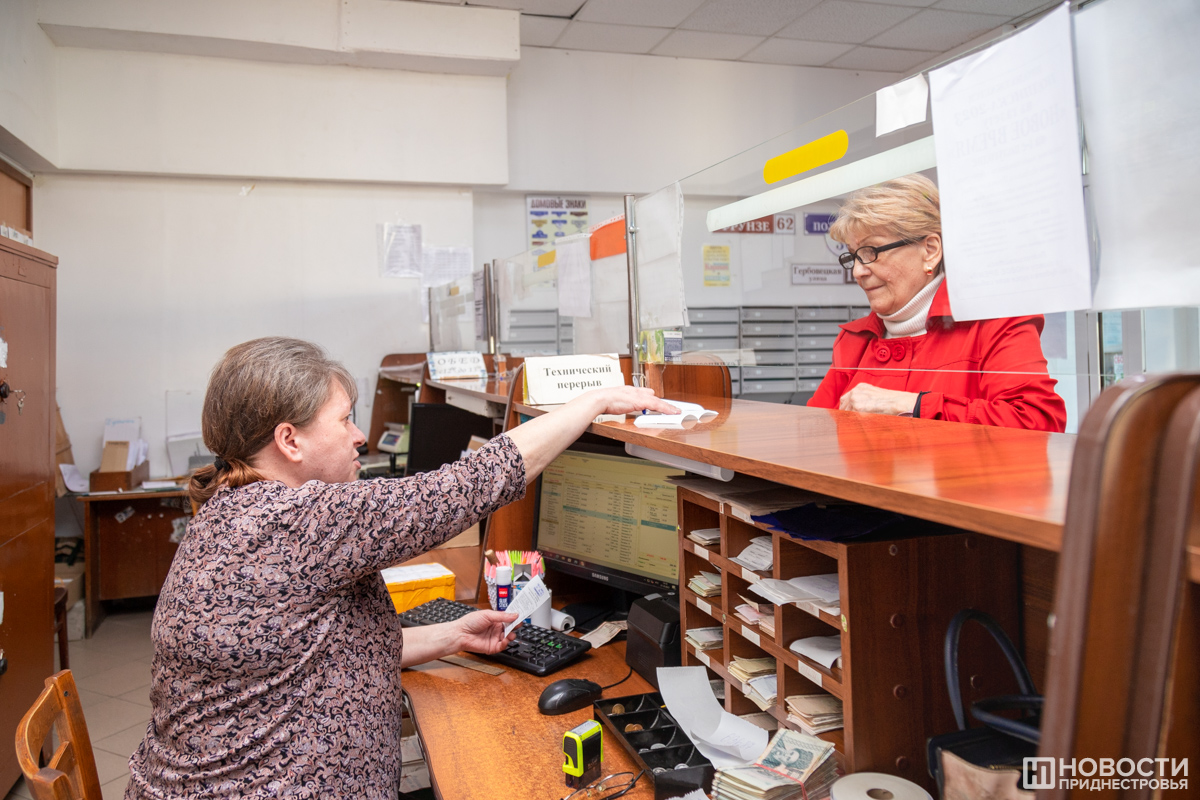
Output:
(5, 608), (156, 800)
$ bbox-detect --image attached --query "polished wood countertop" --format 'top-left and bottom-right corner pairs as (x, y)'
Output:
(429, 378), (1073, 551)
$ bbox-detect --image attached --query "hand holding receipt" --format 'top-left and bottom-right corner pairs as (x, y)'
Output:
(503, 574), (552, 636)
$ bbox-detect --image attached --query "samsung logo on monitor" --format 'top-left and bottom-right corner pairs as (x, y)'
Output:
(591, 573), (610, 582)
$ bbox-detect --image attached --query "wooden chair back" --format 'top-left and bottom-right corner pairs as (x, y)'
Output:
(13, 670), (103, 800)
(1038, 374), (1200, 799)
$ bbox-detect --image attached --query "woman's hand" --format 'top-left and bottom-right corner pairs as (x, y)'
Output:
(587, 386), (680, 417)
(454, 610), (518, 654)
(838, 383), (919, 416)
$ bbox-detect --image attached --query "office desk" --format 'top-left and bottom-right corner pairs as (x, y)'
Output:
(404, 639), (657, 800)
(78, 489), (189, 637)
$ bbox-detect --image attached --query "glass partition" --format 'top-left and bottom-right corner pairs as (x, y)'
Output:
(428, 270), (487, 354)
(495, 247), (574, 357)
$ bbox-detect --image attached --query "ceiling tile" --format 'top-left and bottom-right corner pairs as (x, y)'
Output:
(651, 29), (765, 60)
(741, 37), (854, 66)
(553, 21), (672, 54)
(576, 0), (709, 28)
(680, 0), (823, 36)
(466, 0), (586, 16)
(827, 44), (936, 71)
(520, 15), (570, 46)
(778, 1), (922, 44)
(933, 0), (1054, 16)
(853, 0), (937, 6)
(868, 8), (1008, 51)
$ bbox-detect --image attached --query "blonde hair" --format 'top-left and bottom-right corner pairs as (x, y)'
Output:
(188, 337), (357, 508)
(829, 174), (941, 245)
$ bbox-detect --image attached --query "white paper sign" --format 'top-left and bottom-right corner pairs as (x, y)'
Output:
(0, 336), (7, 368)
(378, 223), (422, 278)
(523, 353), (625, 406)
(635, 183), (688, 330)
(791, 264), (849, 285)
(876, 74), (929, 137)
(930, 4), (1092, 321)
(555, 233), (592, 319)
(426, 351), (487, 381)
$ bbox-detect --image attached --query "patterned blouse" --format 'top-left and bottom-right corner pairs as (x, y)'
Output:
(126, 436), (526, 800)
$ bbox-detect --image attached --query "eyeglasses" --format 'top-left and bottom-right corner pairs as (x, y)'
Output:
(560, 770), (645, 800)
(838, 238), (922, 271)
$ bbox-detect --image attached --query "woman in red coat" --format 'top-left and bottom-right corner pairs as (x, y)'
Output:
(808, 175), (1067, 432)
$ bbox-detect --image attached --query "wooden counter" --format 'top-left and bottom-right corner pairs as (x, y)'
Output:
(428, 378), (1072, 551)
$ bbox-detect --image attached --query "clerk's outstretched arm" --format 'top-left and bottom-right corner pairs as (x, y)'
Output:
(504, 386), (678, 480)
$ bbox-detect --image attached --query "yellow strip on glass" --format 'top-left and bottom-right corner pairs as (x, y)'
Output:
(762, 130), (849, 184)
(537, 250), (556, 268)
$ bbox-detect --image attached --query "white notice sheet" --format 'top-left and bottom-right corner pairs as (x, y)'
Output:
(635, 183), (688, 330)
(658, 666), (768, 768)
(930, 4), (1092, 322)
(555, 233), (592, 319)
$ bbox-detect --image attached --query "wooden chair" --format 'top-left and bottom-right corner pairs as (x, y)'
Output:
(1038, 374), (1200, 799)
(14, 670), (102, 800)
(53, 588), (69, 671)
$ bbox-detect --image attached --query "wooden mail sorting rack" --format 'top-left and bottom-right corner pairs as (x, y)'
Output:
(676, 485), (1024, 791)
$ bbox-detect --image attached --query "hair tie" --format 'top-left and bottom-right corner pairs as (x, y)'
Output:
(213, 456), (230, 472)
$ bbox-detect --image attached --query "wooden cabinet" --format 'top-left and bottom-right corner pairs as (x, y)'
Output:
(676, 486), (1023, 791)
(0, 237), (57, 795)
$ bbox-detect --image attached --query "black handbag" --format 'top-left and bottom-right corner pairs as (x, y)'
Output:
(926, 609), (1042, 798)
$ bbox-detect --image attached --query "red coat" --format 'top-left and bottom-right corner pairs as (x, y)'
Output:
(808, 280), (1067, 432)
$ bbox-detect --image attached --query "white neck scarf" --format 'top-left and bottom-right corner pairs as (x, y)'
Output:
(880, 273), (944, 339)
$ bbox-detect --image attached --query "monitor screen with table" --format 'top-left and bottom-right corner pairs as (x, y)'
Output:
(534, 445), (683, 596)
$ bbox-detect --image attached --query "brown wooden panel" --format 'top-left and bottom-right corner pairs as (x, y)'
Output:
(1019, 544), (1058, 689)
(0, 521), (55, 794)
(94, 496), (184, 601)
(0, 169), (29, 234)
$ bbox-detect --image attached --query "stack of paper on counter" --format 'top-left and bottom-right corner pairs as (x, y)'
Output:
(685, 626), (725, 651)
(785, 694), (843, 735)
(633, 400), (718, 428)
(789, 635), (842, 670)
(728, 656), (775, 683)
(730, 536), (774, 572)
(687, 527), (721, 547)
(711, 729), (839, 800)
(688, 570), (722, 597)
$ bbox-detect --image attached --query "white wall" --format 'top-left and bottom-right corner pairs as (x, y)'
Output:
(0, 0), (58, 169)
(36, 174), (474, 475)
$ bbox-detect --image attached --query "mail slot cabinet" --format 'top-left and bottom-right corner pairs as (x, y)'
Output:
(741, 307), (795, 322)
(850, 306), (871, 320)
(727, 366), (741, 381)
(741, 378), (796, 394)
(797, 322), (842, 335)
(797, 350), (830, 364)
(508, 310), (559, 327)
(742, 365), (796, 380)
(683, 337), (739, 352)
(798, 364), (831, 379)
(741, 322), (795, 336)
(797, 336), (838, 350)
(752, 350), (797, 366)
(505, 326), (557, 342)
(745, 336), (796, 350)
(796, 378), (825, 392)
(683, 323), (738, 338)
(689, 307), (740, 323)
(797, 307), (851, 322)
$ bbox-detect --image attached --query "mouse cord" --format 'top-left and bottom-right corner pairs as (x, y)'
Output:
(600, 667), (633, 691)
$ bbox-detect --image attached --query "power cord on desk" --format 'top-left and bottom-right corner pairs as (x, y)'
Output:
(600, 667), (633, 692)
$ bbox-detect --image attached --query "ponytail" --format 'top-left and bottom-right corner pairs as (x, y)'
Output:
(187, 457), (268, 509)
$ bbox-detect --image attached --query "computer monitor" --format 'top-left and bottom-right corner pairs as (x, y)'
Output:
(406, 403), (496, 475)
(533, 443), (683, 596)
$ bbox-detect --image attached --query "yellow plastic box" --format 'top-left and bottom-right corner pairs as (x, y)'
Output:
(381, 563), (456, 614)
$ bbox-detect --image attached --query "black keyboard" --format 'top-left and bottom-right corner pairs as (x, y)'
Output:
(397, 598), (592, 677)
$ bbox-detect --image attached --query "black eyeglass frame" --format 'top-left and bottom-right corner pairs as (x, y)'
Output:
(838, 237), (923, 271)
(559, 770), (645, 800)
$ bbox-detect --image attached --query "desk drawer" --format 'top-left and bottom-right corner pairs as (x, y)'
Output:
(683, 337), (739, 352)
(796, 378), (825, 393)
(741, 307), (795, 322)
(741, 322), (795, 336)
(683, 323), (738, 338)
(797, 307), (850, 322)
(798, 364), (831, 378)
(688, 307), (739, 323)
(741, 378), (796, 394)
(753, 350), (797, 366)
(742, 366), (796, 380)
(745, 336), (795, 350)
(797, 336), (837, 350)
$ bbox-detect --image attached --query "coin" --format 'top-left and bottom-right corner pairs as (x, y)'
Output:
(650, 743), (666, 750)
(623, 723), (644, 733)
(674, 763), (690, 770)
(652, 767), (667, 774)
(611, 703), (626, 715)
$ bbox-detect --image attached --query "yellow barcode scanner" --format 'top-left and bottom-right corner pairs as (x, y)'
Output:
(562, 720), (603, 788)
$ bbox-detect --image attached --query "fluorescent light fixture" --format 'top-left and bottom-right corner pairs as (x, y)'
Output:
(624, 442), (734, 481)
(706, 136), (937, 232)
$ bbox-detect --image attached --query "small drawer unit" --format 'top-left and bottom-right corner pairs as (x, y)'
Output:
(797, 350), (831, 364)
(508, 310), (559, 327)
(744, 336), (796, 351)
(688, 307), (740, 323)
(796, 378), (825, 393)
(741, 307), (795, 322)
(797, 307), (851, 322)
(797, 335), (838, 351)
(683, 338), (739, 352)
(741, 378), (797, 394)
(683, 323), (739, 338)
(796, 322), (842, 336)
(741, 322), (796, 336)
(504, 326), (557, 343)
(798, 364), (832, 379)
(741, 365), (797, 380)
(753, 350), (798, 366)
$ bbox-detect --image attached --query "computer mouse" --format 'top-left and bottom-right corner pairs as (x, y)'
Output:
(538, 678), (603, 716)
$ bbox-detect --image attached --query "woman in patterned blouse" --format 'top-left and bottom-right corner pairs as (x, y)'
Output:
(125, 337), (676, 800)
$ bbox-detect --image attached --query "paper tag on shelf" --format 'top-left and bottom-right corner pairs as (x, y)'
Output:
(742, 627), (760, 647)
(796, 660), (822, 685)
(698, 599), (712, 615)
(696, 651), (711, 667)
(696, 546), (710, 561)
(742, 567), (760, 584)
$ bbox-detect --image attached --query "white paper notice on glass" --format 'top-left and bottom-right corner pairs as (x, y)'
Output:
(421, 245), (474, 322)
(930, 3), (1092, 322)
(378, 223), (422, 278)
(555, 233), (592, 319)
(635, 183), (688, 330)
(876, 74), (928, 137)
(658, 666), (767, 768)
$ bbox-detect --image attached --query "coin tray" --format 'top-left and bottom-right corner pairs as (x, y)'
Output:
(593, 692), (714, 799)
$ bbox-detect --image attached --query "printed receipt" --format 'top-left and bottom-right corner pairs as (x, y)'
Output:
(502, 575), (552, 636)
